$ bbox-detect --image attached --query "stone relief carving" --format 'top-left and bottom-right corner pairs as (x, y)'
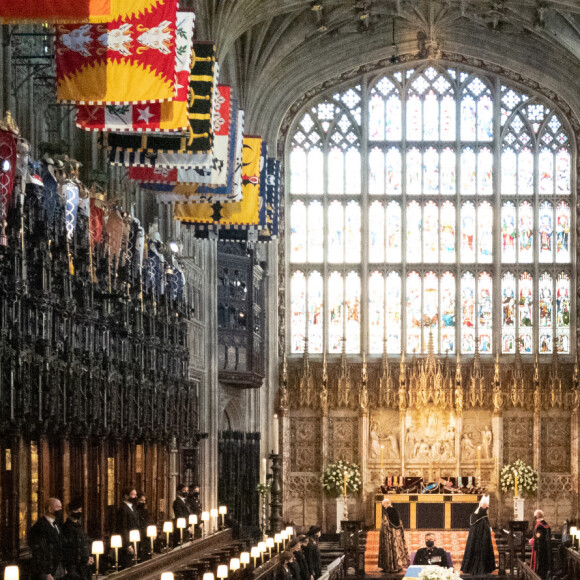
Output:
(481, 425), (493, 459)
(404, 410), (457, 461)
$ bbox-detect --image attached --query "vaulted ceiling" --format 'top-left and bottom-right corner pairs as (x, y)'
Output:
(192, 0), (580, 143)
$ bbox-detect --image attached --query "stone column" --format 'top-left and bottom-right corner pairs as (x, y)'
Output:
(359, 409), (368, 524)
(572, 409), (579, 520)
(492, 411), (503, 525)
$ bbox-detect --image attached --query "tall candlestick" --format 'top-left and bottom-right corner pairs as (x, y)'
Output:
(380, 445), (384, 472)
(273, 414), (279, 455)
(343, 469), (348, 497)
(477, 446), (481, 473)
(514, 471), (518, 498)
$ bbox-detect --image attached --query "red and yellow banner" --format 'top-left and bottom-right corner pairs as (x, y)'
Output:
(56, 0), (177, 103)
(75, 10), (194, 130)
(174, 136), (262, 226)
(1, 0), (166, 23)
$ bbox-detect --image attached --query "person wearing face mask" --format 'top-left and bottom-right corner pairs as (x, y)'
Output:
(117, 486), (140, 568)
(187, 485), (202, 538)
(28, 497), (66, 580)
(172, 484), (193, 545)
(62, 499), (94, 580)
(136, 494), (152, 559)
(413, 533), (448, 567)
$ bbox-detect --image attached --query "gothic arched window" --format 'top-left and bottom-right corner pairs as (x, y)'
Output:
(287, 65), (575, 356)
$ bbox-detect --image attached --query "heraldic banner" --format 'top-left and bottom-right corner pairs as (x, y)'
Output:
(75, 10), (194, 131)
(174, 136), (263, 226)
(1, 0), (173, 23)
(56, 0), (177, 103)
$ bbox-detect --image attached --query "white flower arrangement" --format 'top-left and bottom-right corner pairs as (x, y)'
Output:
(418, 565), (461, 580)
(500, 459), (538, 495)
(321, 460), (362, 498)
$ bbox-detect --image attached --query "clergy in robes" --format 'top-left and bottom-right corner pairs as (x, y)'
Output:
(530, 509), (551, 579)
(378, 497), (409, 573)
(460, 495), (496, 575)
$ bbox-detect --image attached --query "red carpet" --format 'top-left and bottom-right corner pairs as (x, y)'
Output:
(365, 530), (499, 576)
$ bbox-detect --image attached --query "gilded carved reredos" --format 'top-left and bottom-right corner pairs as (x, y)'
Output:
(282, 356), (579, 413)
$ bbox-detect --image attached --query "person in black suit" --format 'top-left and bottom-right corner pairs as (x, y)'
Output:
(172, 484), (192, 545)
(414, 533), (448, 567)
(117, 486), (140, 568)
(28, 497), (66, 580)
(305, 526), (322, 579)
(187, 485), (203, 539)
(62, 499), (94, 580)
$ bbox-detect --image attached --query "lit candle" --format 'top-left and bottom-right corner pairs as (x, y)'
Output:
(217, 564), (228, 580)
(92, 540), (104, 576)
(110, 535), (122, 571)
(219, 505), (227, 529)
(163, 521), (173, 549)
(161, 573), (174, 580)
(514, 470), (518, 498)
(240, 552), (250, 568)
(146, 525), (157, 554)
(129, 530), (140, 563)
(4, 567), (19, 580)
(477, 446), (481, 473)
(230, 558), (240, 571)
(261, 457), (267, 485)
(251, 546), (260, 567)
(344, 469), (348, 497)
(273, 414), (279, 455)
(177, 517), (186, 544)
(266, 537), (274, 557)
(381, 445), (384, 472)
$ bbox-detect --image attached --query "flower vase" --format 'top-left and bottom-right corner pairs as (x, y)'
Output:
(336, 496), (348, 533)
(513, 497), (525, 521)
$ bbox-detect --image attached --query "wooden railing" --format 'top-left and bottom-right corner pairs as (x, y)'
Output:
(562, 547), (580, 579)
(320, 556), (345, 580)
(515, 559), (541, 580)
(109, 530), (233, 580)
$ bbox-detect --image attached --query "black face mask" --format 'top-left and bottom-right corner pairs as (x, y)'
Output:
(70, 511), (82, 520)
(426, 540), (435, 548)
(54, 509), (63, 522)
(131, 497), (138, 504)
(192, 492), (200, 497)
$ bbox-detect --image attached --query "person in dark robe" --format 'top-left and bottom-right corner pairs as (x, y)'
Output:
(294, 535), (312, 580)
(187, 485), (203, 539)
(62, 499), (93, 580)
(287, 540), (302, 580)
(460, 495), (496, 575)
(305, 526), (322, 579)
(413, 532), (448, 567)
(530, 509), (551, 580)
(277, 551), (295, 580)
(378, 497), (409, 573)
(136, 494), (152, 560)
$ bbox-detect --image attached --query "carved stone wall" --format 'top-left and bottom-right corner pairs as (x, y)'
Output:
(541, 414), (571, 473)
(503, 413), (534, 465)
(290, 417), (321, 472)
(328, 416), (359, 464)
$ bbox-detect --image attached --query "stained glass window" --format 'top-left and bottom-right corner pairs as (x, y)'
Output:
(288, 65), (574, 355)
(369, 272), (384, 353)
(308, 272), (323, 353)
